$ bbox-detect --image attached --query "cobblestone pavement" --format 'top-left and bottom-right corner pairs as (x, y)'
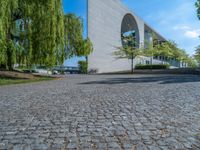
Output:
(0, 74), (200, 150)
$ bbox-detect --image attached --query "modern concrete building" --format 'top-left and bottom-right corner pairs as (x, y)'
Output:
(87, 0), (186, 73)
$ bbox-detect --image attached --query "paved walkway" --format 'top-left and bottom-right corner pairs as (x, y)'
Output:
(0, 74), (200, 150)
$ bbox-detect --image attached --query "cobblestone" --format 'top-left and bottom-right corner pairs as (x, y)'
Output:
(0, 74), (200, 150)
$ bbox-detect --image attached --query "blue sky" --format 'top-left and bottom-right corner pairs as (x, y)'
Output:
(63, 0), (87, 66)
(63, 0), (200, 66)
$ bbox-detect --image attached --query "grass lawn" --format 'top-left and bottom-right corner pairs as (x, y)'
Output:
(0, 77), (54, 86)
(0, 71), (55, 86)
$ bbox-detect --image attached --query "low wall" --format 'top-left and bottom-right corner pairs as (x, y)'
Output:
(99, 68), (200, 75)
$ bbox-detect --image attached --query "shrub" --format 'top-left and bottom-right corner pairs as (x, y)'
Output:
(60, 70), (65, 75)
(78, 61), (88, 74)
(88, 68), (98, 74)
(135, 64), (170, 70)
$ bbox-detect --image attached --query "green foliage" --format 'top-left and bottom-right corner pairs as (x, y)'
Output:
(30, 0), (65, 68)
(135, 64), (170, 70)
(145, 40), (195, 67)
(0, 1), (93, 70)
(7, 40), (17, 69)
(114, 32), (195, 69)
(0, 76), (54, 86)
(193, 45), (200, 67)
(113, 45), (143, 60)
(0, 0), (18, 67)
(60, 70), (65, 75)
(76, 38), (93, 57)
(64, 14), (83, 58)
(0, 40), (7, 65)
(0, 0), (65, 69)
(196, 0), (200, 20)
(113, 33), (143, 73)
(194, 45), (200, 63)
(78, 61), (88, 74)
(114, 30), (142, 60)
(64, 14), (93, 58)
(143, 33), (158, 58)
(144, 41), (174, 59)
(156, 42), (174, 58)
(186, 57), (198, 68)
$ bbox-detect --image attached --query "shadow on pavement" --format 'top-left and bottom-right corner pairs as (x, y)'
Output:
(80, 75), (200, 85)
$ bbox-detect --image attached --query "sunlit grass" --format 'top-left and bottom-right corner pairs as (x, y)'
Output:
(0, 76), (54, 86)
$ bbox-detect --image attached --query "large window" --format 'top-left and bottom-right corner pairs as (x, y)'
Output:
(121, 14), (140, 48)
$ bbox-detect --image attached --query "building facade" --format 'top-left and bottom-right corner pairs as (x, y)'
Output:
(87, 0), (185, 73)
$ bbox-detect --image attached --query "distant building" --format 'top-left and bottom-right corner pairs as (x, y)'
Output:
(87, 0), (186, 73)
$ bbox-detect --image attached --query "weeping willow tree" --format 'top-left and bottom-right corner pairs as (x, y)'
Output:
(31, 0), (65, 68)
(0, 1), (93, 70)
(0, 0), (65, 70)
(0, 0), (18, 69)
(64, 14), (93, 59)
(196, 0), (200, 20)
(79, 38), (93, 61)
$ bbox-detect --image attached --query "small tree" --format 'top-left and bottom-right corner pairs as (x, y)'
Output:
(78, 61), (88, 74)
(64, 14), (83, 58)
(113, 43), (143, 73)
(157, 42), (174, 60)
(143, 32), (161, 65)
(194, 45), (200, 66)
(64, 14), (93, 63)
(186, 56), (198, 68)
(76, 38), (93, 63)
(169, 42), (183, 62)
(143, 39), (158, 65)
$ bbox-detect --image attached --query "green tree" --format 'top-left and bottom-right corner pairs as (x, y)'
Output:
(196, 0), (200, 19)
(186, 56), (197, 68)
(143, 38), (158, 65)
(144, 39), (195, 68)
(113, 36), (143, 73)
(194, 45), (200, 66)
(30, 0), (65, 68)
(143, 32), (162, 65)
(64, 14), (93, 63)
(0, 0), (18, 69)
(168, 41), (183, 61)
(78, 61), (88, 74)
(76, 38), (93, 57)
(165, 41), (192, 65)
(0, 0), (65, 70)
(64, 14), (83, 58)
(157, 42), (174, 59)
(77, 38), (93, 64)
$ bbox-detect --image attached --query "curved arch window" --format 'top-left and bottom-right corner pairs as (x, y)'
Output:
(121, 14), (140, 48)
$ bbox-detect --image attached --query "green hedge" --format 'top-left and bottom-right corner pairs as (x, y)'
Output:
(78, 61), (88, 74)
(135, 64), (170, 70)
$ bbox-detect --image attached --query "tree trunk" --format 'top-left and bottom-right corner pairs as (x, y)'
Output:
(86, 56), (88, 64)
(131, 54), (134, 74)
(6, 28), (13, 70)
(7, 48), (13, 70)
(86, 56), (88, 74)
(150, 56), (153, 71)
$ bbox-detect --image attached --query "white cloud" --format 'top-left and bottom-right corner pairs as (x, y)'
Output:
(173, 25), (200, 39)
(184, 30), (200, 39)
(173, 25), (191, 30)
(125, 0), (200, 54)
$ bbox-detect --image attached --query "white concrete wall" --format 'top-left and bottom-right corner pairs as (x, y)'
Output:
(88, 0), (145, 73)
(88, 0), (170, 73)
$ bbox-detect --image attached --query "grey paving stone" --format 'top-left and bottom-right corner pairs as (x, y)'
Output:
(0, 74), (200, 149)
(67, 142), (77, 149)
